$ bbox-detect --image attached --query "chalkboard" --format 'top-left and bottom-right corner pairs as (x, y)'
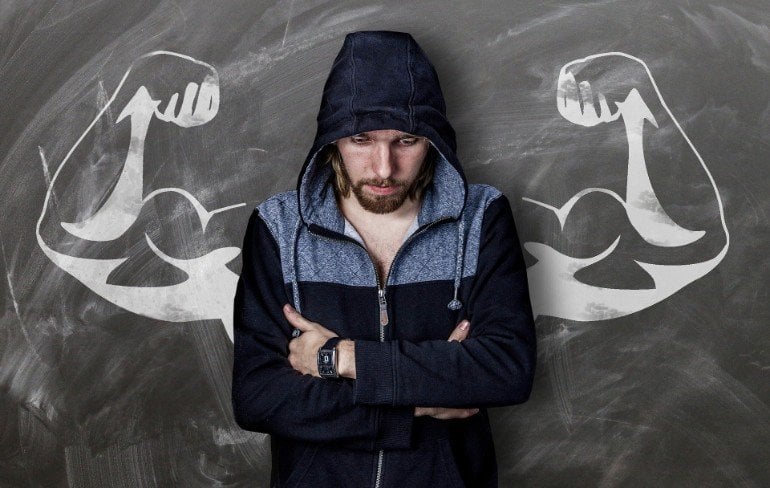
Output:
(1, 1), (768, 486)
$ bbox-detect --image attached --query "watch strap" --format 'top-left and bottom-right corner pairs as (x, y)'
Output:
(322, 337), (344, 351)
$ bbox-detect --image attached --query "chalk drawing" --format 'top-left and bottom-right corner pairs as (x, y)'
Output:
(523, 52), (729, 321)
(36, 50), (729, 333)
(36, 51), (244, 340)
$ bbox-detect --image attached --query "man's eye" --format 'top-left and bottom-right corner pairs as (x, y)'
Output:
(351, 136), (370, 144)
(398, 137), (419, 146)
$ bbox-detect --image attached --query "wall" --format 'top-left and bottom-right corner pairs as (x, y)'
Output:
(1, 1), (768, 486)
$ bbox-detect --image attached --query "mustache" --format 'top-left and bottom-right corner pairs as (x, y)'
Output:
(355, 178), (407, 188)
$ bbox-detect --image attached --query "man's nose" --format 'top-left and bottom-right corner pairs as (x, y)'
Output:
(371, 143), (395, 180)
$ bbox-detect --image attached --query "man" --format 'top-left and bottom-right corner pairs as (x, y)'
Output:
(232, 31), (536, 487)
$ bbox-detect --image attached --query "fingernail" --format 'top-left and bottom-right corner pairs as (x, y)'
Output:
(459, 321), (469, 331)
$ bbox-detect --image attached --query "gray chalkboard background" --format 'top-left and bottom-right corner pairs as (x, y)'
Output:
(1, 1), (768, 486)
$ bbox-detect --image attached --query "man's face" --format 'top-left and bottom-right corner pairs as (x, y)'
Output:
(335, 129), (429, 214)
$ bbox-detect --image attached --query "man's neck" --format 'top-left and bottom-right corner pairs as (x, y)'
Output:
(338, 193), (421, 283)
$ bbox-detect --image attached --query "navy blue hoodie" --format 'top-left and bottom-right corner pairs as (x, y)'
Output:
(232, 31), (536, 487)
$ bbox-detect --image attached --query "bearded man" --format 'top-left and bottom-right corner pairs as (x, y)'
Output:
(232, 30), (536, 488)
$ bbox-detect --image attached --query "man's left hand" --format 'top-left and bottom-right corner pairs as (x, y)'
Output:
(284, 304), (338, 377)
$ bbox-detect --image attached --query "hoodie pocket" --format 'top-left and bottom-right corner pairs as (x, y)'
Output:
(436, 438), (467, 488)
(282, 444), (318, 487)
(384, 437), (466, 488)
(282, 444), (380, 487)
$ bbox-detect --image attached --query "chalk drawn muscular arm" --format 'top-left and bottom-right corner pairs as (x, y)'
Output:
(523, 53), (729, 321)
(36, 52), (243, 340)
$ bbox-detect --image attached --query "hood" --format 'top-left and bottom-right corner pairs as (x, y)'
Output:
(296, 31), (467, 234)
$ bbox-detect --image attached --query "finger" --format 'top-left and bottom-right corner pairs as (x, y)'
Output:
(288, 350), (307, 374)
(434, 408), (478, 420)
(557, 70), (579, 107)
(447, 320), (470, 342)
(578, 81), (599, 125)
(450, 408), (479, 419)
(578, 80), (597, 120)
(194, 73), (220, 120)
(597, 93), (621, 123)
(597, 92), (610, 121)
(283, 304), (315, 331)
(158, 93), (179, 121)
(557, 71), (582, 123)
(179, 82), (199, 116)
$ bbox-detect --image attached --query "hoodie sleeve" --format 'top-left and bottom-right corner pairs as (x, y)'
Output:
(232, 209), (414, 450)
(353, 194), (537, 408)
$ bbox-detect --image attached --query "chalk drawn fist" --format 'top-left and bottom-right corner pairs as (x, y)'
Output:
(152, 69), (219, 127)
(116, 51), (220, 128)
(557, 53), (656, 127)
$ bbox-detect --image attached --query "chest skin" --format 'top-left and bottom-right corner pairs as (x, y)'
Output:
(361, 234), (401, 284)
(350, 218), (415, 284)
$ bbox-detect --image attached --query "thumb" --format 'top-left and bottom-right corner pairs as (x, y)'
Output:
(283, 304), (313, 331)
(447, 320), (470, 342)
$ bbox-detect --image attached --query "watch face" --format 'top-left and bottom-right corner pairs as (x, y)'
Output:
(318, 349), (337, 378)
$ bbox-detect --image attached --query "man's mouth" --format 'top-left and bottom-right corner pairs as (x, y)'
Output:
(365, 184), (399, 196)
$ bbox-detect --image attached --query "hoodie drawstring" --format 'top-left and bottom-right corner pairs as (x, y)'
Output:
(290, 217), (303, 338)
(292, 207), (465, 318)
(447, 217), (465, 311)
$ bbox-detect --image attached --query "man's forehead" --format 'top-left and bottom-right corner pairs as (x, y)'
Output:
(350, 129), (420, 139)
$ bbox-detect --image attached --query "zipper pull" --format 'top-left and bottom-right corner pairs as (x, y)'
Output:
(378, 288), (389, 326)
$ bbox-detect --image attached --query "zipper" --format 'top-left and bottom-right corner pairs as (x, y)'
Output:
(368, 218), (451, 488)
(378, 287), (388, 331)
(374, 449), (384, 488)
(373, 255), (386, 488)
(326, 217), (451, 343)
(309, 228), (388, 487)
(308, 217), (453, 488)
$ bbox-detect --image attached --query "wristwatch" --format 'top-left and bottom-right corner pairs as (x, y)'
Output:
(318, 337), (344, 379)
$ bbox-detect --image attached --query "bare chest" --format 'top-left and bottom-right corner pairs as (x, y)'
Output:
(366, 239), (400, 284)
(355, 227), (409, 284)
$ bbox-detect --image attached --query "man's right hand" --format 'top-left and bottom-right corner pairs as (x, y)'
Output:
(414, 320), (480, 420)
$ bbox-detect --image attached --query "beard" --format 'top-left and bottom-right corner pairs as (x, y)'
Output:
(340, 163), (416, 214)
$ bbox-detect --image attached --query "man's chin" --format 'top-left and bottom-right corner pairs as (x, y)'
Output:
(354, 191), (408, 214)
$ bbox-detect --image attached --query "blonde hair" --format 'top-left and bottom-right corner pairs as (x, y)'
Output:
(325, 143), (437, 200)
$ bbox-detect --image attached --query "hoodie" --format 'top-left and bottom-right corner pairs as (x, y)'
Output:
(232, 31), (536, 488)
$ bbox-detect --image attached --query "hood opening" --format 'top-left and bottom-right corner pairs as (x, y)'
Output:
(297, 31), (467, 232)
(298, 139), (465, 235)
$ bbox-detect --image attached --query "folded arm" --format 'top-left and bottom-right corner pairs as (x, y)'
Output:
(352, 195), (537, 408)
(231, 209), (413, 450)
(283, 306), (481, 420)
